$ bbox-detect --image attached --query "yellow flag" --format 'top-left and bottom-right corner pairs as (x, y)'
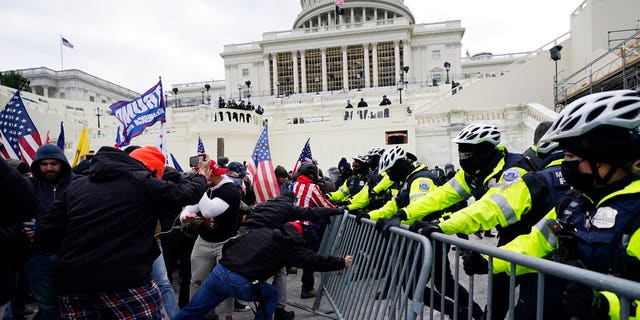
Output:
(72, 127), (90, 167)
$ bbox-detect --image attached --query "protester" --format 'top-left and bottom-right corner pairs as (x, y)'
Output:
(0, 158), (36, 319)
(35, 146), (209, 319)
(27, 144), (76, 320)
(180, 158), (242, 320)
(174, 222), (352, 320)
(379, 95), (391, 106)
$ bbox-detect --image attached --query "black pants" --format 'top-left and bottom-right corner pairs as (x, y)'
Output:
(301, 226), (320, 292)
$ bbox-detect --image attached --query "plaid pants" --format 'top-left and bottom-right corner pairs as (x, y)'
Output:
(59, 280), (163, 319)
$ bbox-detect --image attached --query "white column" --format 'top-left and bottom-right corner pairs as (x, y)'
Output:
(342, 45), (349, 91)
(403, 41), (411, 81)
(272, 54), (278, 95)
(43, 86), (49, 98)
(317, 15), (321, 27)
(321, 48), (328, 92)
(263, 55), (270, 96)
(363, 43), (370, 88)
(292, 51), (299, 94)
(350, 7), (354, 23)
(300, 50), (307, 93)
(372, 42), (378, 87)
(394, 41), (401, 83)
(374, 8), (377, 21)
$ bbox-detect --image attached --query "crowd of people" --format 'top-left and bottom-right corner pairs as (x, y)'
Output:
(1, 89), (639, 320)
(217, 98), (264, 115)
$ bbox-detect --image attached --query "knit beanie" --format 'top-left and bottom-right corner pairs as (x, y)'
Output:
(130, 146), (166, 178)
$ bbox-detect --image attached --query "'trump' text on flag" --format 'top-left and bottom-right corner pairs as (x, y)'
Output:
(0, 90), (42, 164)
(251, 126), (280, 203)
(110, 80), (165, 148)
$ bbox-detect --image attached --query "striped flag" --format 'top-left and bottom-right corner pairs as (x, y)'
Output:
(0, 90), (42, 164)
(197, 135), (205, 154)
(250, 126), (280, 203)
(336, 0), (345, 7)
(335, 0), (345, 15)
(292, 138), (313, 175)
(61, 37), (74, 49)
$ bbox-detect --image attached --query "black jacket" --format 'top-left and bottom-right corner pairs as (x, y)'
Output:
(36, 147), (208, 292)
(220, 224), (344, 282)
(0, 159), (35, 303)
(240, 192), (342, 231)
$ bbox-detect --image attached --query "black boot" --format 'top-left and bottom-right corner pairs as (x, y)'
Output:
(274, 308), (295, 320)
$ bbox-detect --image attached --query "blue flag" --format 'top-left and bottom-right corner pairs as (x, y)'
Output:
(56, 122), (65, 150)
(110, 80), (165, 148)
(170, 153), (184, 172)
(115, 126), (121, 147)
(197, 135), (205, 154)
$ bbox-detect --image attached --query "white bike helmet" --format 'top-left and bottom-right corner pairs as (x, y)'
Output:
(452, 123), (501, 145)
(353, 154), (368, 163)
(536, 140), (560, 155)
(378, 146), (407, 173)
(367, 147), (385, 157)
(540, 90), (640, 143)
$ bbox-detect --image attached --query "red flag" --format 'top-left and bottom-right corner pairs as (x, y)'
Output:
(0, 91), (42, 164)
(250, 126), (280, 203)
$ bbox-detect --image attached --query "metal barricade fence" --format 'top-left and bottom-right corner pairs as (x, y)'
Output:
(427, 232), (640, 320)
(306, 213), (433, 320)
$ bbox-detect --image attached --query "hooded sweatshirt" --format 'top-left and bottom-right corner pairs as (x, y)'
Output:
(36, 146), (208, 292)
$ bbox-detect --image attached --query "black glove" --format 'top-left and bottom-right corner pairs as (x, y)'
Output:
(408, 221), (430, 233)
(419, 223), (443, 239)
(562, 282), (609, 319)
(462, 251), (489, 275)
(336, 205), (349, 215)
(355, 211), (370, 224)
(375, 210), (406, 237)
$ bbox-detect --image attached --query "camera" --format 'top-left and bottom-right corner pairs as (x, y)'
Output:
(189, 154), (208, 168)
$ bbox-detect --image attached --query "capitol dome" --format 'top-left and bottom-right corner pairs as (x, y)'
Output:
(294, 0), (415, 29)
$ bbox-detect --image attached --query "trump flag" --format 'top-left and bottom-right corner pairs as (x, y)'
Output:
(110, 80), (165, 148)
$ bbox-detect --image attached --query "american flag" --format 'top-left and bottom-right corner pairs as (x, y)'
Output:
(61, 37), (74, 49)
(0, 91), (42, 164)
(197, 135), (205, 154)
(250, 126), (280, 203)
(114, 126), (122, 147)
(292, 138), (313, 175)
(335, 0), (345, 7)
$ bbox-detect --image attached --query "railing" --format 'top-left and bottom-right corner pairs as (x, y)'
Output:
(558, 29), (640, 106)
(291, 214), (433, 320)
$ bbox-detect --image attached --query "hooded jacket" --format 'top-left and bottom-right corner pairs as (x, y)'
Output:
(241, 191), (342, 231)
(30, 144), (75, 221)
(36, 147), (208, 292)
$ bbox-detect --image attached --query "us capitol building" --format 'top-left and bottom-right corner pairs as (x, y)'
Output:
(3, 0), (639, 171)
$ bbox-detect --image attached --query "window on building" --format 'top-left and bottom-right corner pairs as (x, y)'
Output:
(60, 92), (65, 99)
(89, 96), (95, 102)
(347, 45), (364, 90)
(377, 41), (396, 87)
(276, 52), (293, 95)
(326, 47), (342, 91)
(305, 49), (322, 93)
(385, 130), (408, 145)
(242, 69), (249, 76)
(432, 50), (441, 59)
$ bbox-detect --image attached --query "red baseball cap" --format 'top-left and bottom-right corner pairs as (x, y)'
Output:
(209, 159), (227, 176)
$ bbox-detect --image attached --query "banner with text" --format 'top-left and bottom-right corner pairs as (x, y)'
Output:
(110, 80), (165, 148)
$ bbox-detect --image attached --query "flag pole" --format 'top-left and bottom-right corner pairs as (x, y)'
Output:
(60, 35), (64, 70)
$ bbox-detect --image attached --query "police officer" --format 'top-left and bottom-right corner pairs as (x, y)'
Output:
(416, 138), (569, 319)
(377, 123), (535, 319)
(347, 147), (395, 211)
(328, 154), (369, 204)
(491, 90), (640, 319)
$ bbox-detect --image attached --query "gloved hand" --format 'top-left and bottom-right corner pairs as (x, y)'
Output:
(562, 282), (608, 319)
(419, 223), (442, 239)
(374, 210), (406, 237)
(408, 221), (430, 233)
(336, 205), (349, 215)
(462, 251), (489, 275)
(355, 210), (370, 224)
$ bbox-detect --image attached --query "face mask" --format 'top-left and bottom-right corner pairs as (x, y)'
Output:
(561, 160), (596, 193)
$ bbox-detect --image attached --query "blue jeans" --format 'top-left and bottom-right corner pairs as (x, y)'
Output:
(174, 264), (277, 320)
(151, 248), (179, 319)
(26, 254), (59, 320)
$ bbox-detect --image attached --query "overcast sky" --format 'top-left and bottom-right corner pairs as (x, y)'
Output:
(0, 0), (583, 93)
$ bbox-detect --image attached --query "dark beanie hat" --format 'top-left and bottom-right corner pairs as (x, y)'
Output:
(274, 165), (288, 178)
(130, 146), (166, 178)
(338, 157), (350, 171)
